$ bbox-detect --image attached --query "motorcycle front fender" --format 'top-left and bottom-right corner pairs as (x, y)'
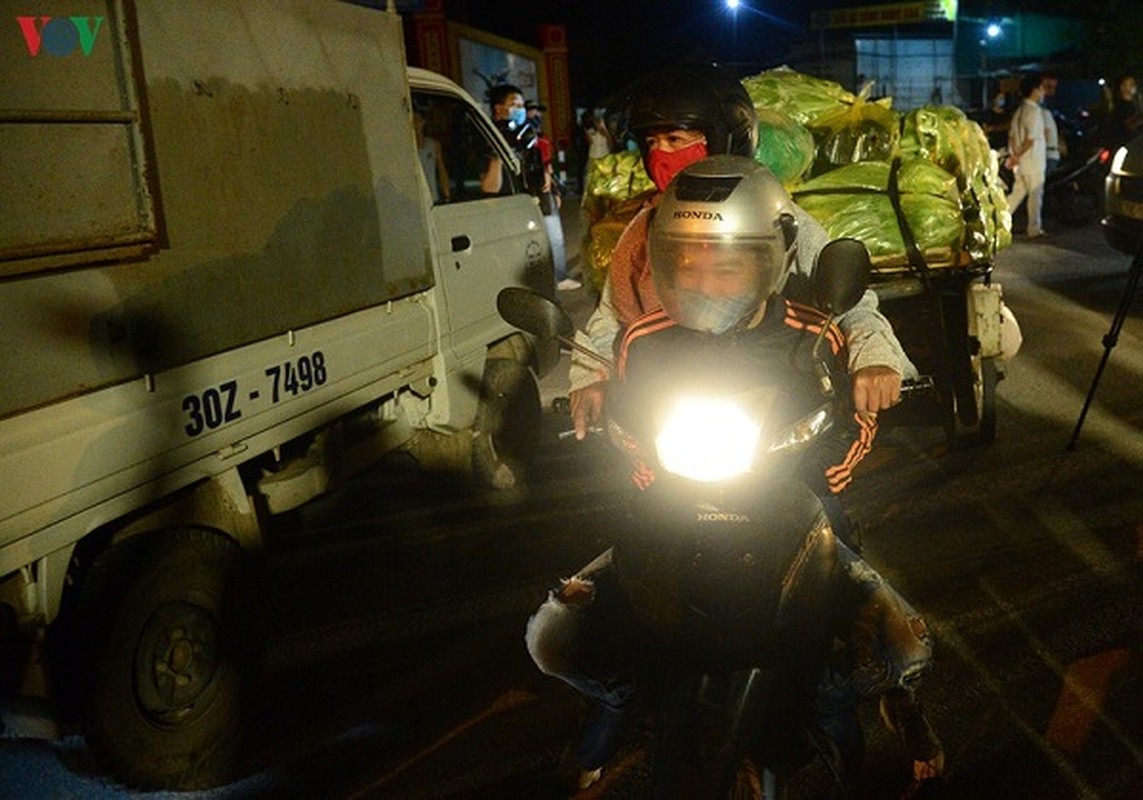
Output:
(616, 477), (841, 667)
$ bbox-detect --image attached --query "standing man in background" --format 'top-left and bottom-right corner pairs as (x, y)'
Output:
(527, 100), (579, 291)
(1006, 73), (1048, 238)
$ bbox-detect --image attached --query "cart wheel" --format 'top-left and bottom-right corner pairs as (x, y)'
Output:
(950, 356), (998, 446)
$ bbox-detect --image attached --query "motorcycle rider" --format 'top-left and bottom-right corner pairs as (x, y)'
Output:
(528, 157), (943, 794)
(570, 63), (913, 443)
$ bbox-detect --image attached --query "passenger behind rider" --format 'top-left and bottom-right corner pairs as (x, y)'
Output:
(533, 129), (945, 793)
(569, 63), (912, 445)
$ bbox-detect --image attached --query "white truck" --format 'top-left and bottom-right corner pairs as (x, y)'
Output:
(0, 0), (554, 788)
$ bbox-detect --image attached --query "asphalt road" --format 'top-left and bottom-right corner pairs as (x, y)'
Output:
(1, 212), (1141, 799)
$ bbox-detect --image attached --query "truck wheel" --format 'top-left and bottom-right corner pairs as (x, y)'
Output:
(76, 528), (247, 790)
(472, 357), (540, 490)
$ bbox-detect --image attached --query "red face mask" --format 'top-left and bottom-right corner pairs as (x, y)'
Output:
(645, 139), (709, 192)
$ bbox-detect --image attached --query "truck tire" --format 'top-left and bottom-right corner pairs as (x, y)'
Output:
(472, 357), (540, 490)
(77, 528), (247, 790)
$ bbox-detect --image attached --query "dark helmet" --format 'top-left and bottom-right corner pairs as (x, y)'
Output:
(624, 63), (758, 161)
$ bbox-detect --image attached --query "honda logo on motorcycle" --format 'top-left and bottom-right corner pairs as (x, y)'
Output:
(673, 210), (724, 221)
(696, 511), (750, 523)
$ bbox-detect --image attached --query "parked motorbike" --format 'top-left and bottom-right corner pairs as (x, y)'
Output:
(1046, 147), (1113, 226)
(500, 239), (877, 798)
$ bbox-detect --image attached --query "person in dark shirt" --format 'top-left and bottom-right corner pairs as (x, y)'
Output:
(482, 83), (546, 200)
(526, 99), (579, 290)
(1108, 74), (1142, 151)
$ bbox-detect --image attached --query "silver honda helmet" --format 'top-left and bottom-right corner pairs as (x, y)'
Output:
(649, 155), (798, 334)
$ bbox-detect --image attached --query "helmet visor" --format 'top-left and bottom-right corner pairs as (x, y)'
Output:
(651, 234), (785, 333)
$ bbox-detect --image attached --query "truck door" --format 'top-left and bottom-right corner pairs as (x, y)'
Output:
(410, 88), (552, 361)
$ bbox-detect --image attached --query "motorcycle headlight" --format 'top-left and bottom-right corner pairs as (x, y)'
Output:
(654, 397), (761, 482)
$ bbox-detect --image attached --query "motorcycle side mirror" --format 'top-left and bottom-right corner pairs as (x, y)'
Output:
(496, 287), (615, 370)
(497, 286), (575, 340)
(812, 238), (871, 316)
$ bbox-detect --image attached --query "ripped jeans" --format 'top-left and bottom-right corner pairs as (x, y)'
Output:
(525, 543), (933, 772)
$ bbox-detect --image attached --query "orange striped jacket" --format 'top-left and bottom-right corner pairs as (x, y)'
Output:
(613, 298), (877, 493)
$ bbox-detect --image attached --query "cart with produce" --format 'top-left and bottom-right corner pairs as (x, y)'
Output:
(581, 67), (1018, 445)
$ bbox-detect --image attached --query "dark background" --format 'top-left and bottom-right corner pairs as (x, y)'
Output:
(439, 0), (1139, 108)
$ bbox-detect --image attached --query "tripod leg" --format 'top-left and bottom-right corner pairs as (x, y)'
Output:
(1067, 246), (1143, 450)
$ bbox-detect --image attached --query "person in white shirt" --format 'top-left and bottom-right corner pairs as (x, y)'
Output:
(580, 111), (613, 191)
(1006, 73), (1048, 237)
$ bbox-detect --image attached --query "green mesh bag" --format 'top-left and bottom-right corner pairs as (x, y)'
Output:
(753, 108), (815, 186)
(793, 160), (963, 262)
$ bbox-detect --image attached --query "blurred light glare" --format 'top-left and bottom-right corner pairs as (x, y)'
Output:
(727, 0), (740, 9)
(655, 397), (760, 482)
(986, 22), (1001, 38)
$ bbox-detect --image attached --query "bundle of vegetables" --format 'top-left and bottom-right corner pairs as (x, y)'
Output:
(581, 194), (649, 290)
(900, 105), (1012, 260)
(808, 90), (899, 175)
(793, 159), (965, 267)
(580, 151), (655, 288)
(743, 67), (898, 178)
(745, 67), (1010, 266)
(581, 151), (655, 226)
(741, 66), (857, 125)
(753, 108), (816, 186)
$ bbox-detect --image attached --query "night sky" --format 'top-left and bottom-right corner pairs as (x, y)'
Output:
(434, 1), (1123, 109)
(442, 0), (824, 107)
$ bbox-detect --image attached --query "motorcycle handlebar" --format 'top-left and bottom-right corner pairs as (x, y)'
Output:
(900, 376), (936, 395)
(551, 378), (937, 440)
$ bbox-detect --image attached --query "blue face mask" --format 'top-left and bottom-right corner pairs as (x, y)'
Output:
(507, 106), (527, 128)
(672, 289), (759, 335)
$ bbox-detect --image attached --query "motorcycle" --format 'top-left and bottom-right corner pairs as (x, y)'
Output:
(502, 239), (878, 798)
(1046, 146), (1113, 225)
